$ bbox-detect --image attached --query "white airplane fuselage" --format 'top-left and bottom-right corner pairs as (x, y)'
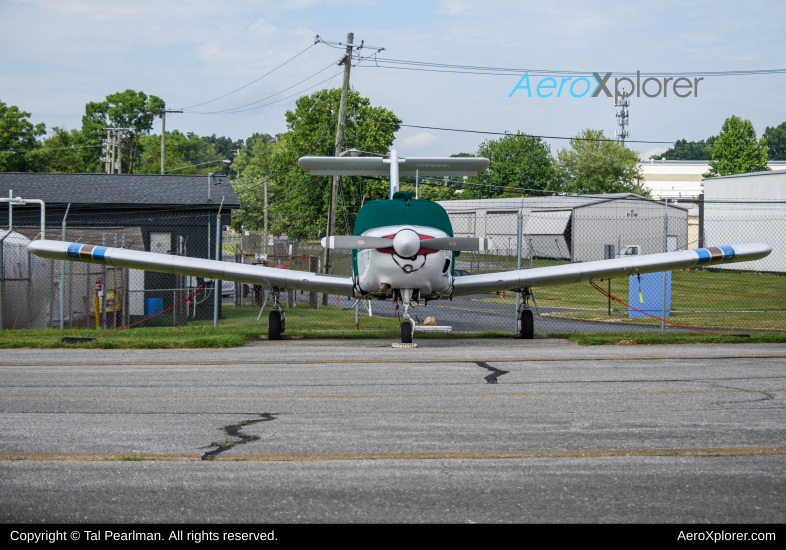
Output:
(356, 224), (454, 299)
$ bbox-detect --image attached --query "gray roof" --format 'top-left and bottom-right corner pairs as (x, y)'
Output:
(439, 193), (688, 212)
(0, 172), (241, 209)
(702, 168), (786, 180)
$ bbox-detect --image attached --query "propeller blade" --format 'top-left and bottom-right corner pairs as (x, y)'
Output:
(321, 236), (391, 249)
(424, 237), (492, 251)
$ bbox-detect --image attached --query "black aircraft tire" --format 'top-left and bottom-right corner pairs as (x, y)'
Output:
(520, 309), (534, 340)
(268, 310), (282, 341)
(401, 321), (413, 344)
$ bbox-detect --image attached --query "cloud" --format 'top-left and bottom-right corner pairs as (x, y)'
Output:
(642, 147), (668, 160)
(401, 132), (438, 149)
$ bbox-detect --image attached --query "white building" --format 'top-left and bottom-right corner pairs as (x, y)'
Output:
(637, 160), (786, 199)
(702, 169), (786, 273)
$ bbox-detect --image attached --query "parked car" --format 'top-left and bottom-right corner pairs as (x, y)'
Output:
(221, 280), (250, 298)
(454, 269), (472, 277)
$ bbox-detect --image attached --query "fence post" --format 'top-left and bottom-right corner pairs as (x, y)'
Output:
(661, 198), (668, 332)
(214, 198), (224, 329)
(60, 204), (70, 330)
(101, 233), (107, 329)
(698, 193), (704, 249)
(515, 214), (522, 329)
(122, 234), (127, 328)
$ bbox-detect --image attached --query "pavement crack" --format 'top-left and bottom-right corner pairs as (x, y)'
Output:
(475, 361), (510, 384)
(201, 413), (276, 461)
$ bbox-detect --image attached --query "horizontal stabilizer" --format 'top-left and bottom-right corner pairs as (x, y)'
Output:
(299, 156), (489, 177)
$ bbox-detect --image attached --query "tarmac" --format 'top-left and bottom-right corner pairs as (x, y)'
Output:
(1, 337), (785, 523)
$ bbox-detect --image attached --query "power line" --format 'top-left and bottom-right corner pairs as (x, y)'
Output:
(184, 60), (341, 115)
(359, 120), (674, 144)
(361, 58), (786, 78)
(0, 144), (102, 153)
(182, 43), (317, 109)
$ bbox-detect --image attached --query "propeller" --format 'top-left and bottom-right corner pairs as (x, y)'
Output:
(321, 235), (491, 252)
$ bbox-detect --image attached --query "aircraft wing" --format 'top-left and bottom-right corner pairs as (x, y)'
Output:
(28, 240), (357, 296)
(451, 243), (772, 296)
(298, 156), (489, 177)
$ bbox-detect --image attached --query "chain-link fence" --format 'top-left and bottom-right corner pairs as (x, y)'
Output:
(2, 203), (784, 335)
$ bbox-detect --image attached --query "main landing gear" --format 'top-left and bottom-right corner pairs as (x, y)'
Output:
(517, 288), (535, 340)
(267, 289), (286, 340)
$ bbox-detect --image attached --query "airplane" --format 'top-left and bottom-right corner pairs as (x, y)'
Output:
(28, 150), (772, 344)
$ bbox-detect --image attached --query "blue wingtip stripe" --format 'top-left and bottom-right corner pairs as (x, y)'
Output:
(66, 243), (81, 260)
(91, 246), (108, 264)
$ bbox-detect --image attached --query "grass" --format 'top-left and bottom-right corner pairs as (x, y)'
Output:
(477, 269), (786, 330)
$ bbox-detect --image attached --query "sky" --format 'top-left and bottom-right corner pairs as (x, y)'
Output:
(1, 0), (785, 161)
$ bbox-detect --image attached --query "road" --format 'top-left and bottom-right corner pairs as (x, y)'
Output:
(1, 339), (784, 522)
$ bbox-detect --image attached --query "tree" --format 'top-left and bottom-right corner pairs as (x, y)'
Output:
(703, 115), (769, 178)
(25, 126), (94, 173)
(550, 129), (648, 195)
(232, 88), (401, 239)
(459, 134), (554, 200)
(0, 100), (45, 172)
(762, 121), (786, 160)
(203, 134), (244, 174)
(82, 90), (164, 173)
(652, 137), (716, 160)
(135, 130), (221, 175)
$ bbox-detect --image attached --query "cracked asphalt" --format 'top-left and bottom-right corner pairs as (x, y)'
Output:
(1, 338), (785, 523)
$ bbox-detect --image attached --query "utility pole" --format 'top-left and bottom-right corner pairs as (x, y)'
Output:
(316, 33), (385, 287)
(145, 109), (183, 174)
(324, 32), (354, 286)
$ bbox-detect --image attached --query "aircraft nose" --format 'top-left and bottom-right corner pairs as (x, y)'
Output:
(392, 229), (420, 258)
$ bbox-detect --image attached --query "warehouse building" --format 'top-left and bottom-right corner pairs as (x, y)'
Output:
(437, 193), (689, 262)
(702, 168), (786, 273)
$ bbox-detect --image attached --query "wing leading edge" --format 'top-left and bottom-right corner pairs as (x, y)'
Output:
(28, 240), (356, 296)
(451, 243), (772, 296)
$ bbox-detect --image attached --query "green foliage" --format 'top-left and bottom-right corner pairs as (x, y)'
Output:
(703, 115), (769, 178)
(549, 129), (648, 195)
(459, 133), (554, 200)
(651, 137), (716, 160)
(232, 88), (400, 238)
(24, 126), (96, 173)
(762, 121), (786, 161)
(136, 130), (222, 174)
(203, 134), (244, 174)
(0, 100), (45, 172)
(82, 90), (165, 173)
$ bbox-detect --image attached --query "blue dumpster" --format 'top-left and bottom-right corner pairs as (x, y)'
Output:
(629, 272), (672, 318)
(145, 298), (164, 323)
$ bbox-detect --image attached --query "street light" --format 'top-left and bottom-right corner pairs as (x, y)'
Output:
(163, 159), (232, 173)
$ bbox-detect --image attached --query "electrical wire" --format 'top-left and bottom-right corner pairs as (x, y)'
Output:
(360, 120), (674, 144)
(0, 144), (103, 153)
(185, 60), (341, 114)
(362, 58), (786, 78)
(182, 43), (317, 109)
